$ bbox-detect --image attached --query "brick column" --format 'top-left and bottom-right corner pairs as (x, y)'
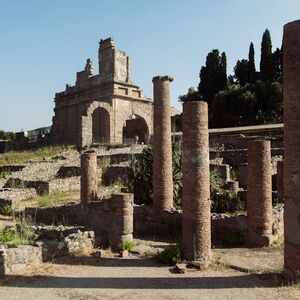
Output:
(81, 150), (98, 207)
(152, 76), (173, 211)
(283, 20), (300, 280)
(247, 140), (273, 246)
(182, 101), (211, 264)
(277, 160), (284, 203)
(109, 193), (134, 249)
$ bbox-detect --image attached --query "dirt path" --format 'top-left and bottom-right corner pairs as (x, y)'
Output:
(0, 255), (299, 300)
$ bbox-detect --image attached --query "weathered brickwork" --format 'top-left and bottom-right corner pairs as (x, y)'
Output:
(52, 38), (153, 147)
(247, 140), (273, 247)
(283, 20), (300, 280)
(80, 151), (98, 207)
(152, 76), (174, 211)
(277, 160), (284, 203)
(182, 101), (211, 263)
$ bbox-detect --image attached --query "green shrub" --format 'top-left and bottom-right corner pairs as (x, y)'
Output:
(0, 220), (34, 247)
(211, 190), (244, 213)
(119, 240), (135, 251)
(0, 204), (12, 216)
(158, 244), (182, 265)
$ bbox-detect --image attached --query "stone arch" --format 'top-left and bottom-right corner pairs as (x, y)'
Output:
(79, 101), (113, 147)
(122, 114), (150, 144)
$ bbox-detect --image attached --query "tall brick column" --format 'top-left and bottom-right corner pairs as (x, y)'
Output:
(247, 140), (273, 246)
(277, 160), (284, 203)
(182, 101), (211, 264)
(81, 150), (98, 207)
(152, 76), (173, 211)
(283, 20), (300, 280)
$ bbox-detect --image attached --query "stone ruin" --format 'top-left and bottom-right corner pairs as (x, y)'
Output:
(1, 20), (300, 284)
(52, 38), (178, 148)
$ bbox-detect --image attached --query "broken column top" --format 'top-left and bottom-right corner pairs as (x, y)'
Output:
(152, 75), (174, 83)
(99, 37), (115, 49)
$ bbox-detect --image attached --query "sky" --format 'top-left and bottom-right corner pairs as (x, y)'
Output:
(0, 0), (299, 132)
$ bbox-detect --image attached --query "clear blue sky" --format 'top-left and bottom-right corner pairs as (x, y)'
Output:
(1, 0), (299, 132)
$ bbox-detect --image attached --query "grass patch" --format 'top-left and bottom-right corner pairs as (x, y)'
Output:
(35, 191), (79, 208)
(0, 170), (12, 178)
(0, 219), (34, 247)
(0, 146), (75, 165)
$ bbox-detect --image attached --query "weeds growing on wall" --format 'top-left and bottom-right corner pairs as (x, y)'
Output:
(0, 218), (34, 247)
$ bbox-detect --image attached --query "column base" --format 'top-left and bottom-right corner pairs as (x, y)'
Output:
(247, 230), (273, 247)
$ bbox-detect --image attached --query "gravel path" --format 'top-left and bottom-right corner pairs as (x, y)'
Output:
(0, 256), (299, 300)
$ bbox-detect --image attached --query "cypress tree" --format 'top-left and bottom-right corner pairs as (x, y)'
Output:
(198, 49), (227, 108)
(260, 29), (274, 81)
(248, 42), (256, 83)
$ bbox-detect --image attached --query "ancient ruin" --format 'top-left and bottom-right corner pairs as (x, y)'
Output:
(247, 139), (273, 246)
(283, 19), (300, 280)
(80, 150), (97, 206)
(182, 101), (211, 263)
(52, 38), (154, 147)
(152, 76), (174, 212)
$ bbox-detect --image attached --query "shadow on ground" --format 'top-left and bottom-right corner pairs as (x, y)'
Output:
(0, 257), (286, 290)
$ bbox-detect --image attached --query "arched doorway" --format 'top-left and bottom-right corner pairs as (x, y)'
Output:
(92, 107), (110, 143)
(122, 115), (149, 144)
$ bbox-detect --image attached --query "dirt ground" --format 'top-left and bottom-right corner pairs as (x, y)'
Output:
(0, 247), (299, 300)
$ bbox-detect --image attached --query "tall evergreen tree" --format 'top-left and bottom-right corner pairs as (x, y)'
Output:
(234, 59), (248, 86)
(260, 29), (274, 81)
(248, 42), (256, 83)
(198, 49), (227, 108)
(272, 47), (283, 82)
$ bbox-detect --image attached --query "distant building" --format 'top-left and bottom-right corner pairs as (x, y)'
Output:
(52, 37), (179, 147)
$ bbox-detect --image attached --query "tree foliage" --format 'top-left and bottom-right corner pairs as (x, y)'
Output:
(260, 29), (275, 81)
(198, 49), (227, 108)
(179, 28), (283, 128)
(0, 130), (15, 141)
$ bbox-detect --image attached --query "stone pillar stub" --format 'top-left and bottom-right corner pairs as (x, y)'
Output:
(283, 19), (300, 281)
(182, 101), (211, 264)
(80, 150), (98, 207)
(247, 139), (273, 247)
(152, 75), (174, 212)
(109, 193), (134, 249)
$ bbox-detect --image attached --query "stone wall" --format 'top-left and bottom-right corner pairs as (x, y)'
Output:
(133, 205), (284, 246)
(0, 245), (42, 276)
(25, 193), (133, 249)
(4, 177), (80, 195)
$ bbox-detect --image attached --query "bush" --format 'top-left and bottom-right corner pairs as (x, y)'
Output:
(0, 204), (12, 216)
(0, 220), (34, 247)
(119, 240), (135, 251)
(158, 244), (182, 265)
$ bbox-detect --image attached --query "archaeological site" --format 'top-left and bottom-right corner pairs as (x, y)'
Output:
(0, 11), (300, 300)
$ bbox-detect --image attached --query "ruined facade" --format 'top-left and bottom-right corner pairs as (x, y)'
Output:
(52, 38), (153, 147)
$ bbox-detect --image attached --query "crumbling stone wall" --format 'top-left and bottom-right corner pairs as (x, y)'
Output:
(0, 245), (42, 276)
(25, 193), (134, 250)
